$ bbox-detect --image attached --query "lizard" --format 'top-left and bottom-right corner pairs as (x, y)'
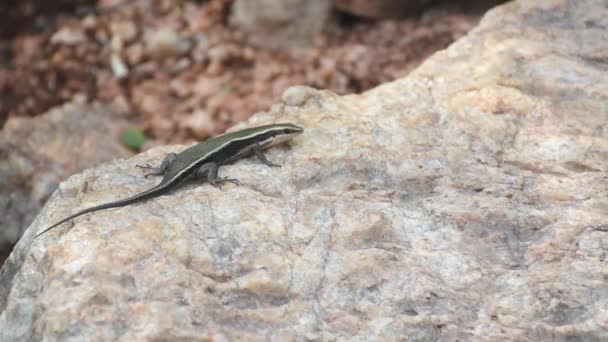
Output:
(35, 123), (304, 238)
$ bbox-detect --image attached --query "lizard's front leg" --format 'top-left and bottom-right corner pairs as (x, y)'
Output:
(252, 144), (281, 167)
(195, 162), (240, 188)
(136, 152), (177, 178)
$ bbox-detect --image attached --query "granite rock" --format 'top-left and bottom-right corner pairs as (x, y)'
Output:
(0, 102), (131, 254)
(1, 0), (608, 340)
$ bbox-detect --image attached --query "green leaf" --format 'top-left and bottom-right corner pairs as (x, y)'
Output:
(219, 83), (232, 92)
(120, 127), (147, 151)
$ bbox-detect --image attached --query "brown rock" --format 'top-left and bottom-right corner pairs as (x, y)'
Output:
(334, 0), (433, 19)
(50, 26), (87, 45)
(229, 0), (332, 49)
(144, 27), (192, 60)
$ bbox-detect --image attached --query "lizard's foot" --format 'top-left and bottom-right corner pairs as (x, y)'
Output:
(136, 153), (177, 178)
(136, 163), (154, 170)
(209, 177), (240, 189)
(137, 164), (163, 178)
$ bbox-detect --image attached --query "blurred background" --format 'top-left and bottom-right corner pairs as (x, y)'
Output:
(0, 0), (507, 264)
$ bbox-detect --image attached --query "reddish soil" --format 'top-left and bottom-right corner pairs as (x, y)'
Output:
(0, 0), (488, 146)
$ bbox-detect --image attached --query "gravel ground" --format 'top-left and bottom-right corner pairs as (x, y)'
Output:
(0, 0), (490, 146)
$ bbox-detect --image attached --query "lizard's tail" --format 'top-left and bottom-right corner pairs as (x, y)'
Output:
(34, 184), (166, 239)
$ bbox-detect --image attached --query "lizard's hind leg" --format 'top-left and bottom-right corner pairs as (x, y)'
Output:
(136, 152), (177, 178)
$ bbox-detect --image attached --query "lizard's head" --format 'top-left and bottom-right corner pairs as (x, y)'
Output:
(262, 123), (304, 148)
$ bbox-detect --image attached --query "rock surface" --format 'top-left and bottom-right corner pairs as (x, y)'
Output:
(2, 0), (608, 340)
(0, 102), (131, 254)
(230, 0), (332, 49)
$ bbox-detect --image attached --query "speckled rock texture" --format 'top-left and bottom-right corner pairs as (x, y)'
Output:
(2, 0), (608, 340)
(0, 101), (131, 248)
